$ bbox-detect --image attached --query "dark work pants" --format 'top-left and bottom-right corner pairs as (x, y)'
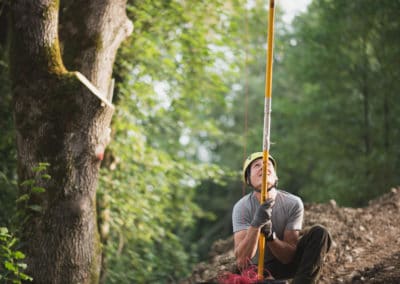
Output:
(264, 225), (332, 284)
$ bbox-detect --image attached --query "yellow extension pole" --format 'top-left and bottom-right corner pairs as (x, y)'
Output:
(258, 0), (276, 279)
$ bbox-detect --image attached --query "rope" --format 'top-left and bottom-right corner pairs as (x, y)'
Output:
(242, 0), (250, 197)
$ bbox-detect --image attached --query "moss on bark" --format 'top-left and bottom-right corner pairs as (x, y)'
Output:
(46, 40), (68, 75)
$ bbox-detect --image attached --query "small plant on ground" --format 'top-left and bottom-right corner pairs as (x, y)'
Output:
(0, 162), (50, 283)
(0, 227), (32, 283)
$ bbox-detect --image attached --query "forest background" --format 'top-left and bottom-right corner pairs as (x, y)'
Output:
(0, 0), (399, 283)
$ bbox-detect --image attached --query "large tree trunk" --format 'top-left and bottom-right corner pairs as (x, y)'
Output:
(10, 0), (132, 283)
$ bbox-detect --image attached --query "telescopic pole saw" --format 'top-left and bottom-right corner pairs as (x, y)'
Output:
(258, 0), (276, 280)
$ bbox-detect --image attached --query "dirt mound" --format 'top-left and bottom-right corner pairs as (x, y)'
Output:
(182, 187), (400, 283)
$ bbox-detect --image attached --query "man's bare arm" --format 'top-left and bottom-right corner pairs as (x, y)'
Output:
(267, 229), (299, 264)
(234, 227), (260, 269)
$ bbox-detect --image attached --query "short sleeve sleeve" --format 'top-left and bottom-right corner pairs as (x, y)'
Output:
(286, 197), (304, 231)
(232, 200), (252, 233)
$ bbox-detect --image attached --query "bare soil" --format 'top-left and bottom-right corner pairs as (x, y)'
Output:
(182, 187), (400, 283)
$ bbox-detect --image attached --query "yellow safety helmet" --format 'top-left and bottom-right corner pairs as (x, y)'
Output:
(242, 152), (277, 185)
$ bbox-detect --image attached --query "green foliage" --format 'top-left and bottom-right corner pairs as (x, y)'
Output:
(99, 0), (234, 282)
(274, 0), (400, 205)
(0, 163), (49, 284)
(98, 148), (227, 282)
(0, 172), (16, 227)
(205, 0), (400, 207)
(0, 15), (17, 227)
(0, 227), (32, 283)
(16, 163), (49, 227)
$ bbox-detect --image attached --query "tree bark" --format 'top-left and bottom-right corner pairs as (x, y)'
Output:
(10, 0), (132, 283)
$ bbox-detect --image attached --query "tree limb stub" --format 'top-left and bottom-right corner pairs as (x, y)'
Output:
(75, 71), (114, 108)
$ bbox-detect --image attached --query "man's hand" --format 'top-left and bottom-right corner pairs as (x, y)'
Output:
(250, 198), (274, 228)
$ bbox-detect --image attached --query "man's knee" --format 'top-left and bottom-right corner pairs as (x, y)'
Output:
(308, 225), (332, 252)
(309, 224), (329, 236)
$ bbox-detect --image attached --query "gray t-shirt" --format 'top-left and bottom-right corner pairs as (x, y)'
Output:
(232, 189), (304, 263)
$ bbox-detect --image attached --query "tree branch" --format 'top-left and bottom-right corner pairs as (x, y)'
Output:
(59, 0), (133, 92)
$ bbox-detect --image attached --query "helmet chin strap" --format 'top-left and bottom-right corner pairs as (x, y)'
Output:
(254, 182), (277, 193)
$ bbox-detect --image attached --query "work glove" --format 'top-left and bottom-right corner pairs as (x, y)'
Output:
(250, 198), (274, 228)
(261, 221), (273, 239)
